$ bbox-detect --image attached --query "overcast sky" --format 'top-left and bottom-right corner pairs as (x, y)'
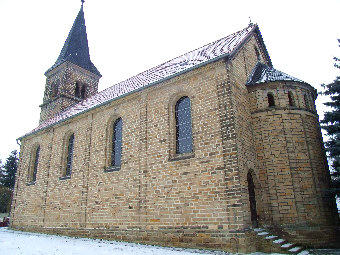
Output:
(0, 0), (339, 162)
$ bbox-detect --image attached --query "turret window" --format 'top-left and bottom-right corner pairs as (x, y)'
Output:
(288, 91), (295, 106)
(304, 94), (310, 110)
(267, 93), (275, 107)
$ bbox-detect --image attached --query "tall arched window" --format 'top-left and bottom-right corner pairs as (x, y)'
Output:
(30, 146), (40, 183)
(75, 82), (80, 98)
(111, 118), (123, 168)
(175, 96), (193, 154)
(288, 91), (295, 106)
(65, 133), (75, 177)
(267, 93), (275, 107)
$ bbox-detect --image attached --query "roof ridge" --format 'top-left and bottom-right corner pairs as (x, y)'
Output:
(20, 24), (258, 140)
(104, 24), (257, 90)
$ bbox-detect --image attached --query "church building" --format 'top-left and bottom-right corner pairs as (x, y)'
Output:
(11, 2), (339, 253)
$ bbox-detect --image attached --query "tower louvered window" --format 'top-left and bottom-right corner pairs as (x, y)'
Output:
(81, 85), (86, 99)
(175, 96), (193, 154)
(111, 118), (123, 168)
(65, 134), (75, 176)
(75, 82), (80, 98)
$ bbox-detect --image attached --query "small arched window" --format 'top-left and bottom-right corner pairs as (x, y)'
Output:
(30, 146), (40, 183)
(75, 82), (80, 98)
(65, 133), (75, 177)
(111, 118), (123, 168)
(81, 85), (86, 99)
(304, 94), (310, 110)
(175, 96), (193, 154)
(254, 46), (260, 61)
(288, 91), (295, 106)
(267, 93), (275, 107)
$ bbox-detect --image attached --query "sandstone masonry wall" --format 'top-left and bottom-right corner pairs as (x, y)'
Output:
(11, 34), (339, 252)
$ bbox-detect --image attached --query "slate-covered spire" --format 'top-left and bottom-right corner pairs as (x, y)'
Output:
(45, 3), (101, 76)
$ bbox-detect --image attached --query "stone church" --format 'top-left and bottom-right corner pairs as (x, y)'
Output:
(11, 2), (339, 253)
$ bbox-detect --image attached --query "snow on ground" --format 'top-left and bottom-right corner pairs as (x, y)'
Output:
(0, 228), (284, 255)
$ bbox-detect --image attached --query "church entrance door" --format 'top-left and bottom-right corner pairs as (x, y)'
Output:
(247, 172), (258, 227)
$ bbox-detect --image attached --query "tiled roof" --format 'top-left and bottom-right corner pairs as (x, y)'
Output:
(22, 24), (260, 139)
(247, 62), (304, 86)
(45, 4), (101, 77)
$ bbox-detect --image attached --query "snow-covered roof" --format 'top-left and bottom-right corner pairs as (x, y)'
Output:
(247, 62), (305, 86)
(21, 24), (265, 139)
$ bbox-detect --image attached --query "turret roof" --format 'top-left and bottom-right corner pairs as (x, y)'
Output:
(247, 62), (304, 86)
(45, 4), (101, 77)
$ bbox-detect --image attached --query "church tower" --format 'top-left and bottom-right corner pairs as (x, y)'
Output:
(39, 1), (101, 124)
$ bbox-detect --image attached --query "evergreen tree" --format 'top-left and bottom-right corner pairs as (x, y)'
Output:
(0, 150), (18, 190)
(321, 38), (340, 197)
(0, 186), (12, 213)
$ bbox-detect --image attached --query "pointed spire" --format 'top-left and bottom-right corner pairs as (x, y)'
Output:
(45, 2), (101, 77)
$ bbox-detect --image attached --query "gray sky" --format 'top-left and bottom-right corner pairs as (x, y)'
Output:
(0, 0), (339, 162)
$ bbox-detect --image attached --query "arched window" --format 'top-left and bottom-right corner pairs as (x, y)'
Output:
(175, 96), (193, 154)
(304, 94), (310, 110)
(30, 146), (40, 183)
(288, 91), (295, 106)
(65, 133), (75, 177)
(75, 82), (80, 98)
(111, 118), (123, 168)
(267, 93), (275, 107)
(81, 85), (86, 99)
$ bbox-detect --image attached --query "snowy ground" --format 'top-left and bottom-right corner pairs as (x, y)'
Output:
(0, 228), (285, 255)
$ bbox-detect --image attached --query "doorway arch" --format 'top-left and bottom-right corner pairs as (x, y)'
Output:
(247, 172), (258, 227)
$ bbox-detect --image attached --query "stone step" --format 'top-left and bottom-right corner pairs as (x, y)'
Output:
(281, 242), (294, 249)
(297, 251), (309, 255)
(273, 238), (286, 244)
(265, 235), (278, 240)
(289, 246), (303, 253)
(257, 231), (269, 236)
